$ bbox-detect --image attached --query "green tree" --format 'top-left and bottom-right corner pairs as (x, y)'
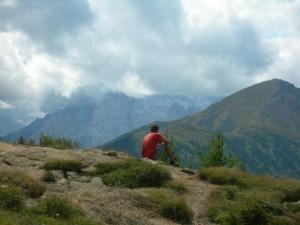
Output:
(38, 133), (80, 150)
(28, 138), (36, 146)
(199, 133), (240, 168)
(39, 133), (54, 147)
(17, 136), (25, 145)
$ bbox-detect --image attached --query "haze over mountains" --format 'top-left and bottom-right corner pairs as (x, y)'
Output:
(103, 79), (300, 178)
(4, 93), (220, 147)
(0, 111), (24, 137)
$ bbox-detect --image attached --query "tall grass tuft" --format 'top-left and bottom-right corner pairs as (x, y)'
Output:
(137, 189), (192, 224)
(95, 159), (171, 188)
(0, 171), (46, 198)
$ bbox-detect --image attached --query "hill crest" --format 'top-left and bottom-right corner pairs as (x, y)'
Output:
(102, 79), (300, 178)
(0, 141), (215, 225)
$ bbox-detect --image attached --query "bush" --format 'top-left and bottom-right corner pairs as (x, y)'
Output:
(200, 167), (300, 225)
(162, 180), (186, 193)
(98, 159), (171, 188)
(0, 171), (46, 198)
(42, 171), (56, 183)
(0, 186), (23, 210)
(43, 160), (85, 178)
(138, 189), (192, 224)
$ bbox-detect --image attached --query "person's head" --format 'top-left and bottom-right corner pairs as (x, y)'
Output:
(150, 123), (159, 133)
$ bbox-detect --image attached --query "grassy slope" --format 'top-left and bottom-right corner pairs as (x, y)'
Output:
(0, 141), (216, 225)
(101, 80), (300, 178)
(198, 167), (300, 225)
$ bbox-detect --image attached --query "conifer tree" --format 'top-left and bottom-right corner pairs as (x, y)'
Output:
(200, 133), (239, 168)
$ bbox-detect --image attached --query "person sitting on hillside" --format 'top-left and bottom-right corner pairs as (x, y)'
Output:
(142, 123), (176, 165)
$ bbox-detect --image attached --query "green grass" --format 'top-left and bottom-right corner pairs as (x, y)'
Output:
(137, 189), (192, 224)
(30, 196), (80, 219)
(0, 171), (103, 224)
(0, 196), (103, 225)
(162, 180), (187, 194)
(198, 167), (300, 225)
(0, 210), (103, 225)
(96, 159), (171, 188)
(0, 186), (23, 211)
(0, 171), (46, 198)
(43, 160), (85, 178)
(94, 159), (136, 175)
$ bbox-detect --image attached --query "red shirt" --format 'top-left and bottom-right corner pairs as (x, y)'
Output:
(142, 132), (164, 159)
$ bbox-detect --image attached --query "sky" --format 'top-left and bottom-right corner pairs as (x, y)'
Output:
(1, 0), (300, 124)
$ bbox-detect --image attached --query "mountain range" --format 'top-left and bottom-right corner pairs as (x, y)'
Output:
(102, 79), (300, 178)
(4, 93), (220, 147)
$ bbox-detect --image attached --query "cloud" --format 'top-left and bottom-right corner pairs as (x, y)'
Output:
(0, 31), (82, 122)
(0, 0), (300, 124)
(0, 0), (94, 53)
(112, 72), (154, 97)
(0, 100), (14, 109)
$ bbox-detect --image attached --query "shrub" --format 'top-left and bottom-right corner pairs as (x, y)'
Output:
(162, 180), (186, 193)
(0, 171), (46, 198)
(0, 186), (23, 210)
(42, 171), (56, 183)
(201, 167), (300, 225)
(138, 189), (192, 224)
(43, 160), (85, 178)
(98, 159), (171, 188)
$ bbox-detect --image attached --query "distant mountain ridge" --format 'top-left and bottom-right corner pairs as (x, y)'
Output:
(102, 79), (300, 178)
(4, 93), (220, 147)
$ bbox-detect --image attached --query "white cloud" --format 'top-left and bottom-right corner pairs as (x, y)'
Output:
(112, 72), (154, 97)
(0, 0), (300, 123)
(0, 32), (82, 99)
(0, 31), (82, 120)
(256, 36), (300, 86)
(0, 100), (14, 109)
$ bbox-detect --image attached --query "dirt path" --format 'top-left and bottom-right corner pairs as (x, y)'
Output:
(170, 166), (217, 225)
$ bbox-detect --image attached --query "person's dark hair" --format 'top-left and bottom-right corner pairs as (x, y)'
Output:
(150, 124), (159, 133)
